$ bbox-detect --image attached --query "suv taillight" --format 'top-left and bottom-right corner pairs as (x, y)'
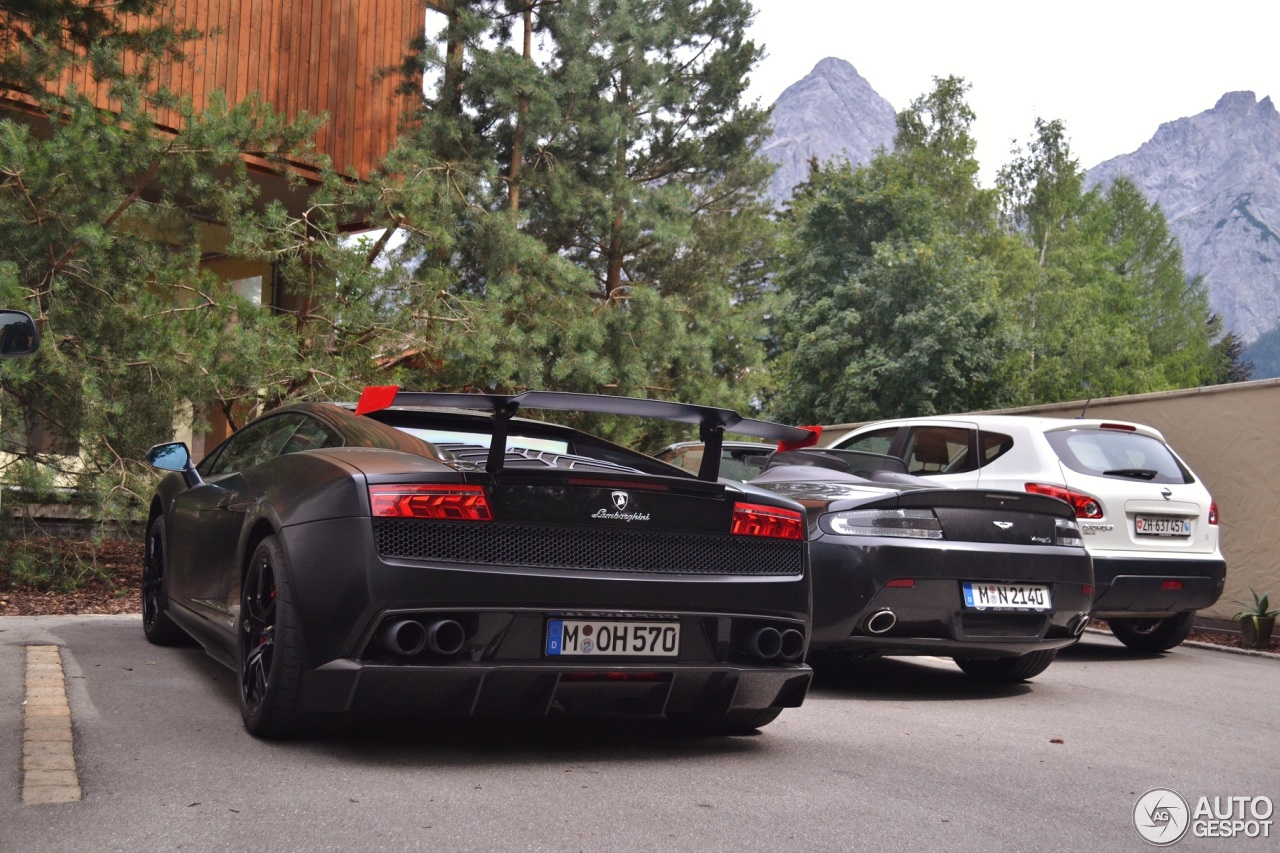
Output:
(369, 484), (494, 521)
(1209, 501), (1219, 525)
(732, 503), (805, 540)
(1025, 483), (1103, 519)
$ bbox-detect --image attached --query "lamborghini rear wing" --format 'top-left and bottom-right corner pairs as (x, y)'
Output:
(354, 385), (821, 481)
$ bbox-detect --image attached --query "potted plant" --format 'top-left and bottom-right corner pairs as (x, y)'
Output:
(1231, 590), (1279, 649)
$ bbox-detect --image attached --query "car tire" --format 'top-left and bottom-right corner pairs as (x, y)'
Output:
(1107, 611), (1196, 652)
(953, 649), (1057, 683)
(672, 707), (782, 736)
(141, 516), (189, 646)
(238, 536), (309, 739)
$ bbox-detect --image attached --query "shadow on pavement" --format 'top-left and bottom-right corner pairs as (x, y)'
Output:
(1056, 634), (1165, 662)
(807, 655), (1032, 702)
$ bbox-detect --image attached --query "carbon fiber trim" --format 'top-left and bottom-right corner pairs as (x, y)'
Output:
(372, 519), (804, 576)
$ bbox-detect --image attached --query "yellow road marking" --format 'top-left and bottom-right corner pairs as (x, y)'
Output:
(22, 645), (81, 804)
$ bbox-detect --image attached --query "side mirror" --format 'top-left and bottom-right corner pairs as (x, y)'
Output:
(147, 442), (190, 471)
(146, 441), (204, 488)
(0, 310), (40, 358)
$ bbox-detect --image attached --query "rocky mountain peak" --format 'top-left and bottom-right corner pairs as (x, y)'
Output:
(1213, 90), (1275, 116)
(759, 57), (897, 205)
(1087, 91), (1280, 344)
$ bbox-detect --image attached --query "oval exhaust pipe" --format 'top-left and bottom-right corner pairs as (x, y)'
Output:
(778, 629), (805, 661)
(380, 619), (428, 656)
(425, 619), (467, 656)
(864, 610), (897, 635)
(1072, 615), (1090, 636)
(745, 627), (783, 659)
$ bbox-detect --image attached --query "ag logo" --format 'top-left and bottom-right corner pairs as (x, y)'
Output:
(1134, 788), (1190, 845)
(611, 491), (630, 511)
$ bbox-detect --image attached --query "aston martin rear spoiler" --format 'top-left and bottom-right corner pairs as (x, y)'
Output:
(354, 385), (821, 481)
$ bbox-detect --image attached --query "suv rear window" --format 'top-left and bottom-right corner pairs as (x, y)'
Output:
(1044, 429), (1193, 485)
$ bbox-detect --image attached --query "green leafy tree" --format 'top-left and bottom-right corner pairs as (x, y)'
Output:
(999, 118), (1221, 401)
(768, 77), (1019, 424)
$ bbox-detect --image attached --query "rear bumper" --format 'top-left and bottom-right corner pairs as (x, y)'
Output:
(278, 518), (814, 718)
(806, 537), (1094, 658)
(301, 660), (812, 717)
(279, 518), (812, 664)
(1091, 555), (1226, 618)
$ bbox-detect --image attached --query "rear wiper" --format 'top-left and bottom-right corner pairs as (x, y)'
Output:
(1103, 468), (1158, 480)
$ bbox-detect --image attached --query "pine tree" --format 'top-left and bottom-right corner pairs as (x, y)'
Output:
(380, 0), (777, 447)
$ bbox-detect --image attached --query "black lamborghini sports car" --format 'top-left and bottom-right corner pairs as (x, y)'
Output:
(143, 388), (815, 738)
(744, 449), (1095, 682)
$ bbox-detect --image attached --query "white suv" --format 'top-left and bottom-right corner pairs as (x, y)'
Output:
(827, 415), (1225, 651)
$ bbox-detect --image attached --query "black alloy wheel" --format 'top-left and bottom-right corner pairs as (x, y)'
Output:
(240, 551), (277, 716)
(238, 536), (308, 738)
(141, 516), (187, 646)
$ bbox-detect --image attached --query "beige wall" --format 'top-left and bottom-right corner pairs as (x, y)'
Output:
(821, 379), (1280, 621)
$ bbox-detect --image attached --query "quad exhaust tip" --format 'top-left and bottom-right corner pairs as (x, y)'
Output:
(745, 627), (783, 659)
(779, 629), (805, 661)
(379, 618), (466, 657)
(425, 619), (467, 656)
(743, 626), (806, 661)
(864, 610), (897, 635)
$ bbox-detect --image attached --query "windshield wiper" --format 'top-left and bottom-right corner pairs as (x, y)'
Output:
(1103, 468), (1158, 480)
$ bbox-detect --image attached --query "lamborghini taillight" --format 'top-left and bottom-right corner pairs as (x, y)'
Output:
(369, 484), (493, 521)
(731, 503), (805, 540)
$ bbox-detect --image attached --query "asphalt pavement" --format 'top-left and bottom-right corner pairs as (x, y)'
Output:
(2, 614), (1277, 852)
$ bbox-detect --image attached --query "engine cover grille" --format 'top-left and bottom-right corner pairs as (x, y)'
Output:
(372, 519), (803, 576)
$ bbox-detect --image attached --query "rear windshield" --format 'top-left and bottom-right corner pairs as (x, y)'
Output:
(396, 426), (570, 456)
(1044, 429), (1193, 485)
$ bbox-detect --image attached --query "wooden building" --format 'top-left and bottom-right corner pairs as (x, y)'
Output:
(1, 1), (447, 454)
(2, 0), (446, 180)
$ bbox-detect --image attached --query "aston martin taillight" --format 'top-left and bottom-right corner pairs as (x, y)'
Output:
(369, 484), (494, 521)
(731, 503), (805, 540)
(1025, 483), (1103, 519)
(825, 508), (943, 539)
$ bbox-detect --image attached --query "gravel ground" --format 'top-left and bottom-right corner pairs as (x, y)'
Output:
(0, 538), (142, 616)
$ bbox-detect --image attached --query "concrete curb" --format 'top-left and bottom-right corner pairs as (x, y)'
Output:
(21, 644), (82, 804)
(1083, 627), (1280, 660)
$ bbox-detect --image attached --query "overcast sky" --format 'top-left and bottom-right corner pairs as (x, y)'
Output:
(744, 1), (1278, 183)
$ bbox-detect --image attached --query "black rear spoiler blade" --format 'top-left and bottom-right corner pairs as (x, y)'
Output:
(355, 386), (820, 480)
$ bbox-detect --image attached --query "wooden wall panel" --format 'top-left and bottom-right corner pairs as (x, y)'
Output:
(2, 1), (442, 179)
